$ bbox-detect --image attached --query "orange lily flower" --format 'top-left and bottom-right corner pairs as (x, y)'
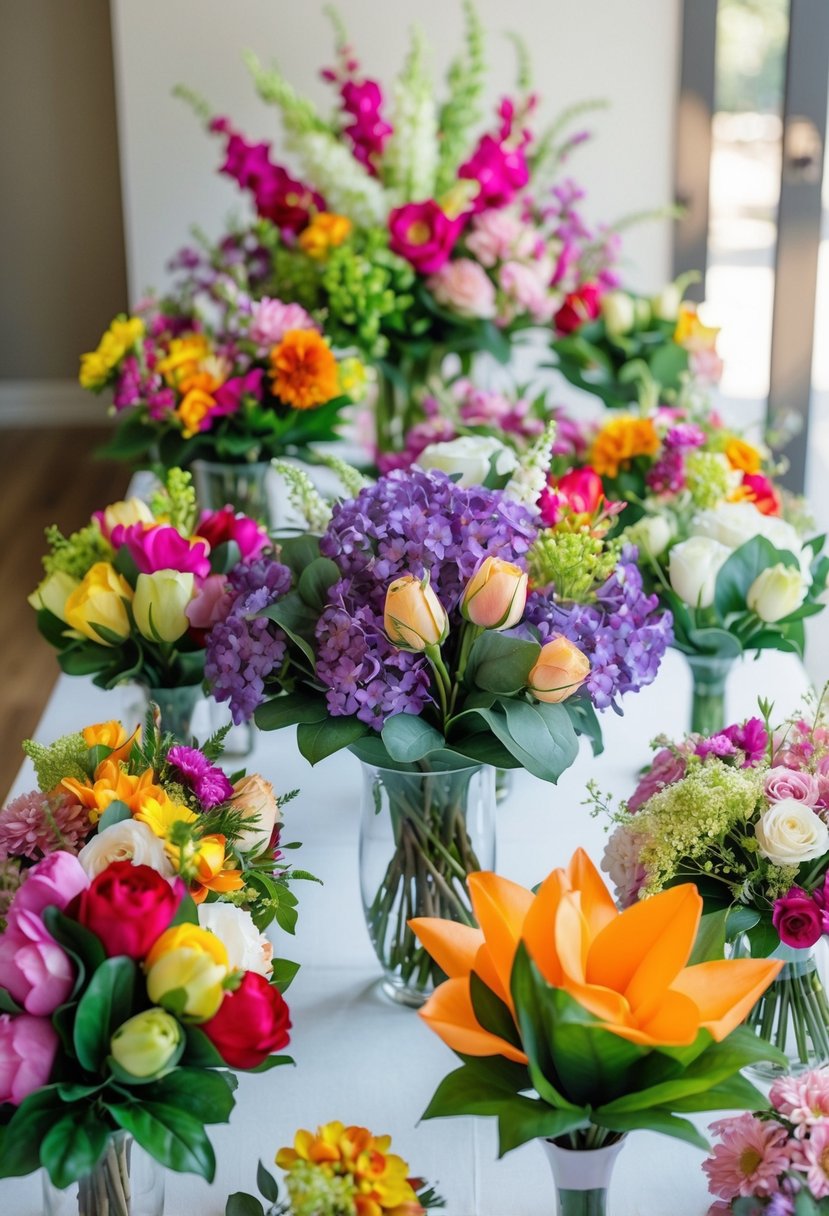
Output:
(188, 834), (244, 904)
(81, 720), (140, 766)
(62, 760), (166, 824)
(411, 849), (782, 1059)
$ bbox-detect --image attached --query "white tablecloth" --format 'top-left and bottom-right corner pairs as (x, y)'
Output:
(0, 649), (812, 1215)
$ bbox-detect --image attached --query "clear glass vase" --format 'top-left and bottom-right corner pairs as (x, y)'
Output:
(142, 684), (203, 741)
(539, 1135), (626, 1216)
(686, 653), (734, 736)
(358, 759), (496, 1007)
(740, 938), (829, 1079)
(42, 1133), (164, 1215)
(191, 458), (274, 528)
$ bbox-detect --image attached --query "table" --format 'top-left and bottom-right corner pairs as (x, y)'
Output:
(0, 649), (811, 1215)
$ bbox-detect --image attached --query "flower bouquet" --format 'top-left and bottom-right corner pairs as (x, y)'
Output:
(80, 287), (362, 493)
(226, 1121), (443, 1216)
(28, 470), (272, 736)
(174, 3), (633, 450)
(410, 848), (783, 1216)
(704, 1069), (829, 1215)
(550, 407), (827, 733)
(602, 696), (829, 1076)
(0, 849), (292, 1215)
(0, 713), (307, 948)
(201, 453), (671, 1002)
(550, 274), (723, 409)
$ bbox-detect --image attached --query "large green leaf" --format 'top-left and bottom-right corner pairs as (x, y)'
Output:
(226, 1195), (266, 1216)
(108, 1100), (216, 1179)
(277, 534), (322, 575)
(73, 957), (137, 1072)
(297, 716), (368, 764)
(592, 1105), (708, 1150)
(40, 1111), (110, 1190)
(0, 1087), (67, 1178)
(469, 971), (523, 1051)
(381, 714), (446, 763)
(144, 1069), (236, 1125)
(254, 691), (327, 732)
(465, 633), (540, 695)
(467, 700), (578, 783)
(297, 557), (340, 611)
(496, 1099), (590, 1157)
(687, 909), (728, 966)
(42, 906), (106, 993)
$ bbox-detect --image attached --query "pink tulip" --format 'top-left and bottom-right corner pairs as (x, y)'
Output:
(0, 1013), (58, 1105)
(11, 850), (88, 919)
(119, 523), (212, 579)
(196, 508), (269, 563)
(0, 910), (75, 1015)
(186, 573), (231, 634)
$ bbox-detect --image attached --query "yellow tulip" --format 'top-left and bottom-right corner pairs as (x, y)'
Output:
(110, 1008), (182, 1078)
(527, 636), (590, 703)
(145, 924), (229, 1021)
(384, 574), (448, 652)
(63, 563), (133, 646)
(411, 849), (782, 1059)
(28, 570), (80, 623)
(461, 557), (528, 630)
(133, 570), (194, 642)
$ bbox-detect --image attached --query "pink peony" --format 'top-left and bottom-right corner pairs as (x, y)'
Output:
(428, 258), (496, 318)
(0, 910), (75, 1015)
(497, 259), (556, 324)
(703, 1113), (791, 1200)
(196, 508), (269, 563)
(459, 134), (529, 212)
(791, 1122), (829, 1198)
(766, 766), (821, 807)
(770, 1069), (829, 1137)
(627, 747), (689, 812)
(119, 523), (211, 579)
(388, 200), (464, 274)
(0, 791), (90, 861)
(249, 298), (317, 348)
(0, 1013), (58, 1105)
(465, 208), (530, 267)
(11, 851), (89, 918)
(772, 887), (823, 949)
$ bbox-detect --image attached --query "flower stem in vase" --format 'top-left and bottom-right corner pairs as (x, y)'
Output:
(744, 947), (829, 1078)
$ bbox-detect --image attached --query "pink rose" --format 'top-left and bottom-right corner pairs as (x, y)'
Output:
(459, 135), (529, 212)
(186, 573), (231, 635)
(388, 200), (464, 274)
(465, 209), (530, 267)
(0, 1013), (58, 1105)
(119, 523), (211, 579)
(12, 851), (89, 919)
(689, 347), (725, 385)
(0, 911), (75, 1014)
(250, 298), (317, 347)
(773, 887), (823, 949)
(428, 259), (496, 319)
(498, 259), (556, 324)
(765, 766), (820, 807)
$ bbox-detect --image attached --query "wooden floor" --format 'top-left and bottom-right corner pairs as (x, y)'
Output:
(0, 428), (127, 798)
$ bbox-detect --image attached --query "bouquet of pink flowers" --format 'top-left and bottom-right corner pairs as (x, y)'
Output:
(0, 850), (291, 1210)
(704, 1068), (829, 1214)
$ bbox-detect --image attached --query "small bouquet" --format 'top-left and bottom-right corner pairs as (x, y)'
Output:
(0, 713), (307, 944)
(601, 695), (829, 1073)
(226, 1121), (443, 1216)
(80, 285), (361, 472)
(703, 1069), (829, 1215)
(550, 274), (723, 409)
(28, 469), (270, 704)
(410, 849), (782, 1199)
(0, 850), (292, 1209)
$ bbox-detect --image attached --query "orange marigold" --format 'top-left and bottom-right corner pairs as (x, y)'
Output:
(590, 416), (660, 478)
(270, 329), (339, 410)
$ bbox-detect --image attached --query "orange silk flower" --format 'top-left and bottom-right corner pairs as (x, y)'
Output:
(62, 761), (166, 824)
(270, 329), (340, 410)
(188, 834), (244, 904)
(411, 849), (782, 1060)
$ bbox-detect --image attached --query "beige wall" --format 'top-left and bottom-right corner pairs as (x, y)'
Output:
(0, 0), (127, 382)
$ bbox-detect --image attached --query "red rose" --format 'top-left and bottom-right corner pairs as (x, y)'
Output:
(554, 283), (603, 335)
(195, 508), (269, 563)
(78, 862), (183, 959)
(201, 972), (291, 1069)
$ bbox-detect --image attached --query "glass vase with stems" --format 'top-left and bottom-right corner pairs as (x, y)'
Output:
(42, 1132), (164, 1216)
(738, 937), (829, 1079)
(686, 652), (734, 737)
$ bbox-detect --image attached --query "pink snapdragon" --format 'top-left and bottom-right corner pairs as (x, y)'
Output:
(210, 119), (324, 234)
(0, 1013), (59, 1105)
(388, 200), (464, 274)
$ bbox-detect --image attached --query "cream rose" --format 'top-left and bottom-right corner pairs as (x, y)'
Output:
(78, 818), (174, 878)
(747, 564), (807, 623)
(754, 798), (829, 866)
(668, 536), (731, 608)
(601, 290), (636, 337)
(232, 773), (281, 854)
(418, 436), (518, 489)
(197, 903), (273, 978)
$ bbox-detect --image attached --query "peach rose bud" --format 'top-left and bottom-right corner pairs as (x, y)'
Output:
(527, 636), (590, 703)
(231, 773), (280, 855)
(384, 574), (449, 652)
(461, 557), (528, 630)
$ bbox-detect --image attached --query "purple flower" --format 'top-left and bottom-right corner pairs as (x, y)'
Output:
(695, 734), (737, 760)
(664, 423), (706, 450)
(167, 745), (234, 810)
(646, 449), (686, 495)
(722, 717), (769, 767)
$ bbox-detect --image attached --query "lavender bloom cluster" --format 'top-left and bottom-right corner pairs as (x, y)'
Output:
(316, 468), (538, 728)
(205, 558), (292, 723)
(524, 545), (674, 711)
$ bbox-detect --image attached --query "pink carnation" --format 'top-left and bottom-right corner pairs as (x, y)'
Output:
(703, 1113), (790, 1200)
(465, 208), (531, 267)
(428, 258), (496, 318)
(770, 1070), (829, 1138)
(0, 790), (90, 861)
(497, 259), (556, 325)
(249, 298), (317, 348)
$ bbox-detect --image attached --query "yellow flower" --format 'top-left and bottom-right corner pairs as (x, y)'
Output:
(145, 924), (229, 1021)
(188, 834), (245, 905)
(384, 575), (449, 652)
(78, 316), (145, 389)
(62, 762), (166, 825)
(673, 301), (719, 352)
(28, 570), (80, 623)
(97, 497), (154, 537)
(590, 416), (659, 479)
(79, 350), (112, 390)
(133, 570), (194, 642)
(270, 330), (340, 410)
(110, 1008), (183, 1078)
(135, 796), (197, 840)
(82, 721), (140, 766)
(176, 387), (216, 438)
(338, 357), (368, 402)
(298, 212), (352, 259)
(725, 437), (762, 475)
(156, 334), (211, 388)
(64, 562), (133, 646)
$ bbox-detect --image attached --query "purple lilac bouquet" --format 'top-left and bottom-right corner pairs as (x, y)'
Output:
(704, 1069), (829, 1214)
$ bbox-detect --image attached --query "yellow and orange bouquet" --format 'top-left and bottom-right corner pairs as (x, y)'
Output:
(226, 1121), (443, 1216)
(411, 848), (785, 1156)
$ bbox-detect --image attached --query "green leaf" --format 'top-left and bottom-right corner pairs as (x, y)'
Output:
(226, 1194), (266, 1216)
(97, 799), (133, 831)
(297, 716), (368, 764)
(496, 1099), (590, 1157)
(181, 1025), (227, 1068)
(498, 699), (579, 782)
(422, 1058), (531, 1121)
(108, 1100), (216, 1180)
(0, 1087), (67, 1178)
(298, 557), (340, 610)
(449, 733), (522, 769)
(686, 626), (743, 658)
(209, 540), (243, 576)
(247, 1053), (294, 1074)
(0, 987), (23, 1014)
(168, 892), (200, 927)
(469, 971), (523, 1051)
(715, 537), (799, 620)
(381, 714), (446, 762)
(73, 957), (137, 1072)
(465, 633), (540, 695)
(254, 691), (328, 732)
(592, 1105), (708, 1150)
(144, 1069), (236, 1125)
(271, 958), (300, 993)
(687, 909), (728, 966)
(257, 1160), (280, 1203)
(564, 697), (604, 755)
(277, 534), (322, 575)
(648, 340), (689, 390)
(42, 906), (106, 987)
(40, 1111), (110, 1190)
(258, 590), (319, 665)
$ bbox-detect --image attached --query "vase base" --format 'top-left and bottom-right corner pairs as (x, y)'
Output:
(380, 976), (430, 1009)
(747, 1054), (828, 1082)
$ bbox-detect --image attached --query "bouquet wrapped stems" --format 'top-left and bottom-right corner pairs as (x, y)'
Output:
(741, 943), (829, 1078)
(359, 761), (495, 1003)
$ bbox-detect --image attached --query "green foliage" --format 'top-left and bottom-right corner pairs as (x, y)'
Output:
(42, 522), (112, 579)
(23, 730), (90, 791)
(436, 0), (486, 192)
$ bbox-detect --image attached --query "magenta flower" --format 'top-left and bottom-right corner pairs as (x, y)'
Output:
(211, 120), (325, 234)
(11, 851), (89, 918)
(388, 200), (464, 274)
(0, 790), (90, 861)
(119, 523), (212, 579)
(341, 78), (392, 172)
(773, 887), (823, 949)
(210, 368), (264, 419)
(167, 745), (233, 810)
(196, 507), (269, 563)
(0, 1013), (59, 1105)
(459, 134), (530, 212)
(722, 717), (769, 767)
(703, 1112), (790, 1199)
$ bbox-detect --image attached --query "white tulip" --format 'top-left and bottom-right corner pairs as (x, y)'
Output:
(626, 514), (673, 559)
(755, 798), (829, 866)
(197, 903), (273, 977)
(668, 536), (731, 608)
(601, 291), (636, 338)
(747, 564), (807, 622)
(78, 819), (173, 878)
(27, 570), (80, 623)
(651, 282), (683, 323)
(418, 436), (518, 489)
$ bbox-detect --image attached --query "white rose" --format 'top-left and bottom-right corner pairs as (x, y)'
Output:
(626, 514), (673, 559)
(601, 290), (636, 337)
(693, 502), (810, 578)
(755, 798), (829, 866)
(668, 536), (731, 608)
(78, 819), (173, 878)
(747, 564), (807, 622)
(418, 436), (518, 489)
(197, 903), (273, 977)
